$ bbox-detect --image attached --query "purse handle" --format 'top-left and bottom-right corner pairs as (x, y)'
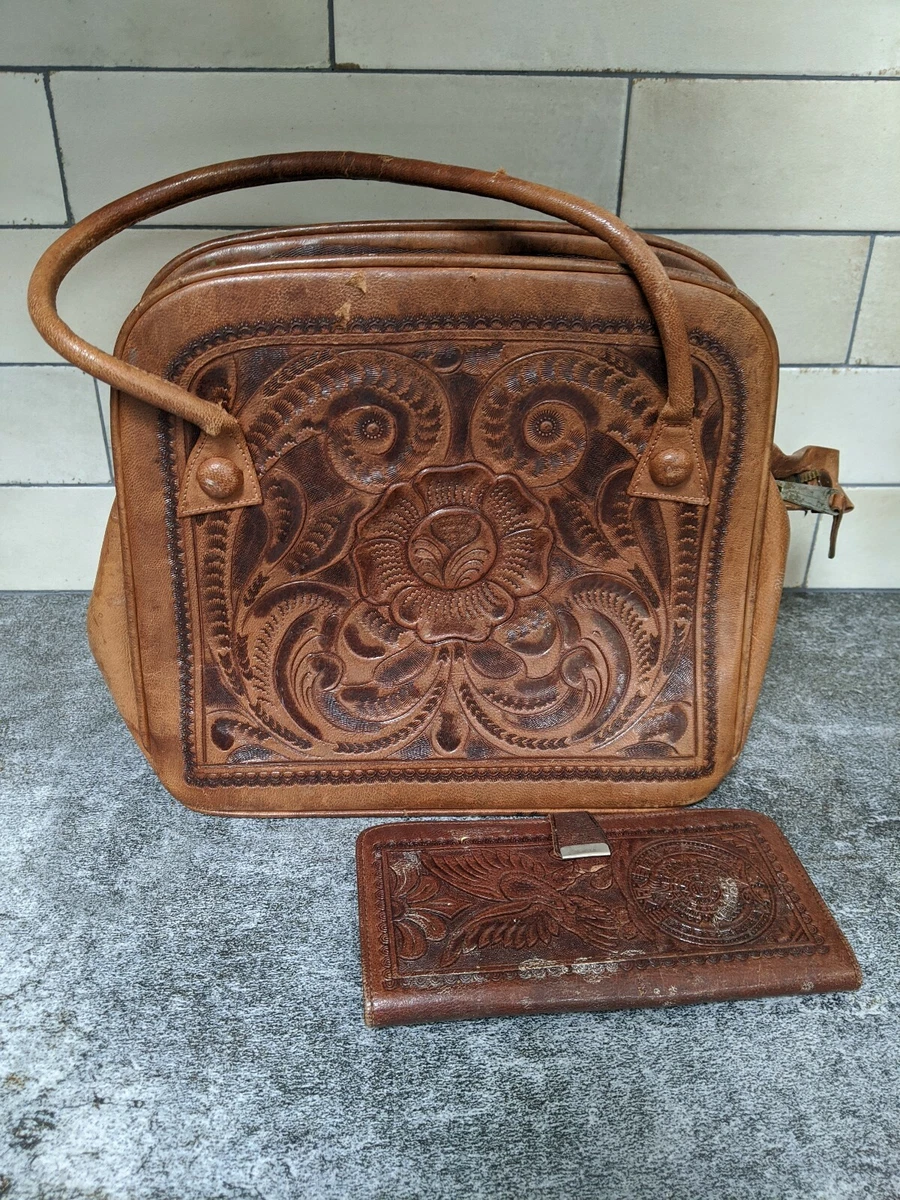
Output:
(28, 152), (707, 503)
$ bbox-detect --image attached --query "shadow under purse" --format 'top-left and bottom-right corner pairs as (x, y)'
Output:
(356, 809), (861, 1027)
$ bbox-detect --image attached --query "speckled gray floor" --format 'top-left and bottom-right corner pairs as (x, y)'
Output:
(0, 590), (898, 1200)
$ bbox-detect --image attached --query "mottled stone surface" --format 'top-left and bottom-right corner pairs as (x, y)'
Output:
(0, 591), (898, 1199)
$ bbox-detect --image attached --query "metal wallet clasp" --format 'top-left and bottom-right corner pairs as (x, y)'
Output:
(550, 811), (612, 860)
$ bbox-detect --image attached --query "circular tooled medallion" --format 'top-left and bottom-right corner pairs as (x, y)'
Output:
(629, 839), (775, 946)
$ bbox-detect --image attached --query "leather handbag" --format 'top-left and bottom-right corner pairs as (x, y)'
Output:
(28, 152), (850, 817)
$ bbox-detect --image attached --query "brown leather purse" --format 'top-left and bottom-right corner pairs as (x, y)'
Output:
(28, 152), (849, 818)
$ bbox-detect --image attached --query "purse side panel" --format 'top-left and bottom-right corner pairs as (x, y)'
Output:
(733, 475), (790, 758)
(87, 496), (148, 750)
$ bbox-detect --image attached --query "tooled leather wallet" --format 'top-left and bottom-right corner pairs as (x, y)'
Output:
(356, 808), (861, 1026)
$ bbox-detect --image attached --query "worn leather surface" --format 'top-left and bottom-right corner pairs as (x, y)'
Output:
(87, 500), (145, 750)
(144, 221), (735, 294)
(32, 153), (790, 815)
(356, 810), (862, 1026)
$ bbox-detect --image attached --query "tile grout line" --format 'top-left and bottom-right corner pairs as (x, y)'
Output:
(93, 376), (114, 482)
(3, 65), (900, 80)
(326, 0), (336, 69)
(42, 71), (74, 225)
(3, 224), (899, 236)
(801, 515), (821, 588)
(779, 363), (900, 370)
(614, 78), (633, 217)
(643, 229), (900, 238)
(844, 233), (876, 364)
(783, 585), (900, 592)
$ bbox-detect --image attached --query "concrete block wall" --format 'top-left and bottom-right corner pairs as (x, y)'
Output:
(1, 0), (897, 587)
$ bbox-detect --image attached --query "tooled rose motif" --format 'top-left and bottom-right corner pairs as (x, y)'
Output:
(352, 463), (553, 642)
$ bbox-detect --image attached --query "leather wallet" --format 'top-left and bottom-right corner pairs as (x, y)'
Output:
(356, 808), (861, 1026)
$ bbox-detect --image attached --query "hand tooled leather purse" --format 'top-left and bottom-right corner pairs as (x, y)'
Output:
(28, 152), (849, 817)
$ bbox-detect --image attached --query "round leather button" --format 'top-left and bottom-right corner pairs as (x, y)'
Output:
(648, 447), (692, 488)
(197, 457), (243, 500)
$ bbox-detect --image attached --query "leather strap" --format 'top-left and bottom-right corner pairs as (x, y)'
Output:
(28, 152), (706, 501)
(772, 443), (853, 557)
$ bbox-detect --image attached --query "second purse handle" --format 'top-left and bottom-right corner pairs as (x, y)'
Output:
(28, 151), (708, 504)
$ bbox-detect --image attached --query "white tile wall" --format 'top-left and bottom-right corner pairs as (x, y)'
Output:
(806, 487), (900, 588)
(50, 73), (628, 226)
(0, 227), (61, 361)
(777, 369), (900, 484)
(0, 487), (113, 589)
(0, 8), (897, 588)
(0, 74), (67, 224)
(2, 0), (329, 69)
(0, 367), (109, 483)
(55, 229), (241, 359)
(669, 235), (869, 365)
(334, 0), (900, 76)
(784, 511), (819, 588)
(2, 227), (240, 363)
(851, 236), (900, 365)
(622, 80), (900, 231)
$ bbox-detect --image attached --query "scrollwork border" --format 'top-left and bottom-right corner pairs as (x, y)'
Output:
(159, 314), (745, 788)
